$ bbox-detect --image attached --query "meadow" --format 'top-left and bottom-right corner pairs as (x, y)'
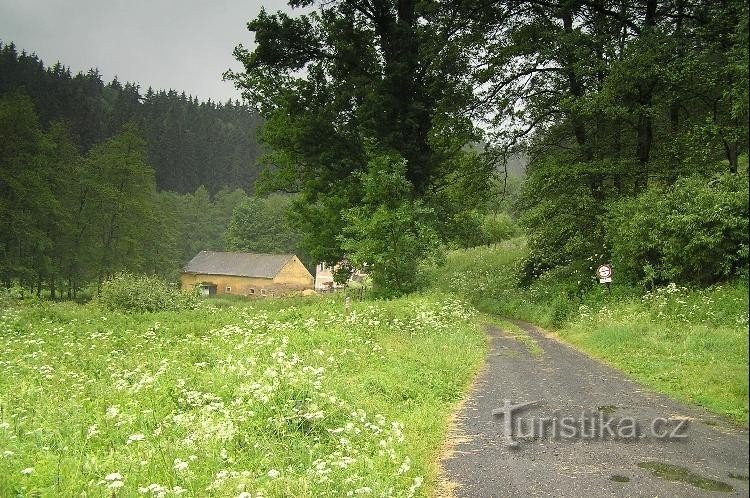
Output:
(2, 240), (747, 498)
(427, 238), (750, 423)
(0, 293), (486, 497)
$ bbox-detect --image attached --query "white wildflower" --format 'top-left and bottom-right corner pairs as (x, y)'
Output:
(86, 424), (99, 439)
(107, 480), (124, 490)
(267, 468), (280, 479)
(407, 476), (424, 497)
(140, 483), (167, 495)
(127, 433), (146, 444)
(397, 456), (411, 474)
(20, 467), (34, 475)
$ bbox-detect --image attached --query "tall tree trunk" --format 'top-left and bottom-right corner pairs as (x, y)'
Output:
(561, 9), (605, 200)
(634, 0), (658, 192)
(635, 110), (652, 190)
(666, 0), (684, 184)
(724, 140), (739, 174)
(560, 10), (591, 161)
(371, 0), (432, 194)
(666, 101), (681, 183)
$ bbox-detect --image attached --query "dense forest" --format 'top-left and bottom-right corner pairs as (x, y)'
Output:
(0, 42), (307, 297)
(2, 0), (749, 298)
(0, 41), (262, 193)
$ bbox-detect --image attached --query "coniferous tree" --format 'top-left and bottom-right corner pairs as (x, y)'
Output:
(0, 41), (264, 194)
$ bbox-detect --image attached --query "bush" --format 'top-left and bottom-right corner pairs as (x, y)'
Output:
(517, 159), (608, 284)
(482, 212), (521, 245)
(1, 283), (27, 301)
(441, 211), (520, 250)
(97, 272), (199, 313)
(447, 210), (485, 249)
(606, 173), (749, 287)
(341, 153), (443, 297)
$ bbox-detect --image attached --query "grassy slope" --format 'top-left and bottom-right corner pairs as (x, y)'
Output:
(0, 293), (486, 497)
(427, 238), (749, 423)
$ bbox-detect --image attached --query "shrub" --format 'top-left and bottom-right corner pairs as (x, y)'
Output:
(606, 173), (749, 287)
(447, 210), (485, 249)
(97, 272), (199, 313)
(1, 283), (27, 301)
(441, 211), (520, 250)
(341, 153), (442, 297)
(482, 212), (521, 245)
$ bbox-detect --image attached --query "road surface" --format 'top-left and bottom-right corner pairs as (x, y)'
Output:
(440, 322), (749, 497)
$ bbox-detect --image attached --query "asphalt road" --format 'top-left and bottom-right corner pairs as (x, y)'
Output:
(440, 322), (749, 497)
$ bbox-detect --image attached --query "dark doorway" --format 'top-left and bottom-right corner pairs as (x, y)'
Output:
(199, 283), (217, 296)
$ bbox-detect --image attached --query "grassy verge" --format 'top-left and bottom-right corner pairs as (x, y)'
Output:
(427, 238), (749, 424)
(0, 293), (486, 497)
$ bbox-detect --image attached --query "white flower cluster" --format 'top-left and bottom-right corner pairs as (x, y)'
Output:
(0, 295), (481, 496)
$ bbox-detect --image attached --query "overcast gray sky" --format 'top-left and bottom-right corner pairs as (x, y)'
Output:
(0, 0), (291, 102)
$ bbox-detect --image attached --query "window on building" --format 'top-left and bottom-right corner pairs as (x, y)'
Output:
(226, 286), (231, 293)
(249, 288), (255, 295)
(261, 289), (267, 296)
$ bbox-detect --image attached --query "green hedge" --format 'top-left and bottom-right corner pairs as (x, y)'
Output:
(607, 173), (749, 287)
(97, 272), (200, 313)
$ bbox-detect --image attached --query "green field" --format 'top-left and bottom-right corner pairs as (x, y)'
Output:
(427, 239), (750, 423)
(2, 241), (747, 497)
(0, 294), (486, 497)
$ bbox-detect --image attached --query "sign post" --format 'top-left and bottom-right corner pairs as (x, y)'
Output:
(596, 264), (613, 293)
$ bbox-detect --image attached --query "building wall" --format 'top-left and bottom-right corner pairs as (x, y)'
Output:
(181, 259), (313, 297)
(315, 263), (335, 290)
(181, 273), (277, 296)
(273, 257), (314, 288)
(315, 261), (367, 291)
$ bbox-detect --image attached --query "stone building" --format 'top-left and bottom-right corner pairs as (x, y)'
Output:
(181, 251), (313, 297)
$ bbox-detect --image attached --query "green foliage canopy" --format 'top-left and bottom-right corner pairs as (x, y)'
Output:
(607, 173), (749, 287)
(228, 0), (491, 293)
(224, 194), (306, 262)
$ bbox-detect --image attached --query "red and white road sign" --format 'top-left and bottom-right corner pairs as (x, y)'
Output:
(597, 264), (613, 283)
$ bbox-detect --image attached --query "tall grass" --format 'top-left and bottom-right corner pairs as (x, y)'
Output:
(0, 293), (485, 497)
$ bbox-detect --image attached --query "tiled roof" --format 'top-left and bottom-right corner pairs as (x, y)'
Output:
(183, 251), (295, 278)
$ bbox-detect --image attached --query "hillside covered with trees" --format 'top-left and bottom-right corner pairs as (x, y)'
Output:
(0, 41), (263, 193)
(0, 42), (308, 297)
